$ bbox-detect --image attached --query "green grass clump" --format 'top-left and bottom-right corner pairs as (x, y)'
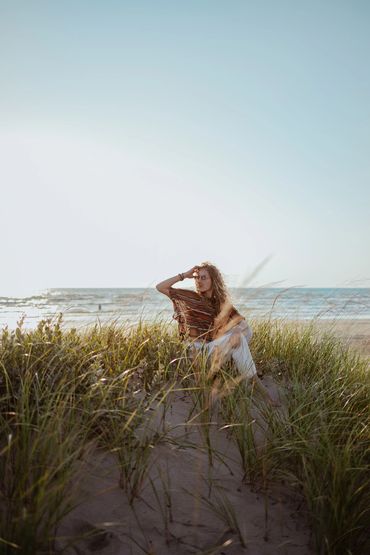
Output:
(250, 320), (370, 554)
(0, 315), (368, 554)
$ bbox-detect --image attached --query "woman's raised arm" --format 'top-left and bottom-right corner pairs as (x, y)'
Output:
(156, 266), (198, 297)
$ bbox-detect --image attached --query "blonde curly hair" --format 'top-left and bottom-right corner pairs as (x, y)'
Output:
(194, 261), (230, 315)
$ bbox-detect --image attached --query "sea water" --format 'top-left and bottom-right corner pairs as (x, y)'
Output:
(1, 288), (369, 330)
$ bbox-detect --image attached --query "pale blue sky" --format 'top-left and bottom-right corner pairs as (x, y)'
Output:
(1, 0), (369, 295)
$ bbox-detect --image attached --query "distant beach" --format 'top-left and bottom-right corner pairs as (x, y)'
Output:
(298, 318), (370, 357)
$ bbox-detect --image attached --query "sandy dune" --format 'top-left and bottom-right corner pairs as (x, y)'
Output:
(57, 384), (313, 555)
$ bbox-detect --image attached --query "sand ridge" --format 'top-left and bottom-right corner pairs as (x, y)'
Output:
(57, 386), (313, 555)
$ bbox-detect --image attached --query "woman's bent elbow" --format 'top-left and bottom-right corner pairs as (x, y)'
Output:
(156, 284), (170, 296)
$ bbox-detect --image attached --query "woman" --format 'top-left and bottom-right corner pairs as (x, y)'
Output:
(156, 262), (278, 405)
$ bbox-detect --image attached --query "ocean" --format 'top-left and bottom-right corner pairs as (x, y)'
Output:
(1, 288), (369, 330)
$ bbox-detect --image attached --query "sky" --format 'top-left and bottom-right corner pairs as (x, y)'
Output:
(1, 0), (369, 296)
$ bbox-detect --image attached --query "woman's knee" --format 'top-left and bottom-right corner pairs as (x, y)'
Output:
(228, 330), (242, 348)
(242, 326), (253, 343)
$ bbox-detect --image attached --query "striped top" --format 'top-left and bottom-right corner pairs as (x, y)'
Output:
(169, 287), (243, 342)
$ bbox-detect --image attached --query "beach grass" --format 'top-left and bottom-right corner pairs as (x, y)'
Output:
(0, 314), (369, 554)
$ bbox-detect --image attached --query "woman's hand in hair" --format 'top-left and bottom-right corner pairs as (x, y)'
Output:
(183, 266), (199, 279)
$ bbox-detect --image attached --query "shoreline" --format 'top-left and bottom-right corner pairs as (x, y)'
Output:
(1, 316), (370, 357)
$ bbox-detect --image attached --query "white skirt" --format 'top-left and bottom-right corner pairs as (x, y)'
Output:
(189, 321), (257, 379)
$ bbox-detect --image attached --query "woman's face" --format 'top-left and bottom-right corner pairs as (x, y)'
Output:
(194, 268), (213, 295)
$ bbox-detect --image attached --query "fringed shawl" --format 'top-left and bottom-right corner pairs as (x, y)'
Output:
(169, 287), (243, 342)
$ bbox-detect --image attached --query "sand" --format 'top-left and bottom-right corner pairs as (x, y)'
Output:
(300, 318), (370, 358)
(56, 384), (313, 555)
